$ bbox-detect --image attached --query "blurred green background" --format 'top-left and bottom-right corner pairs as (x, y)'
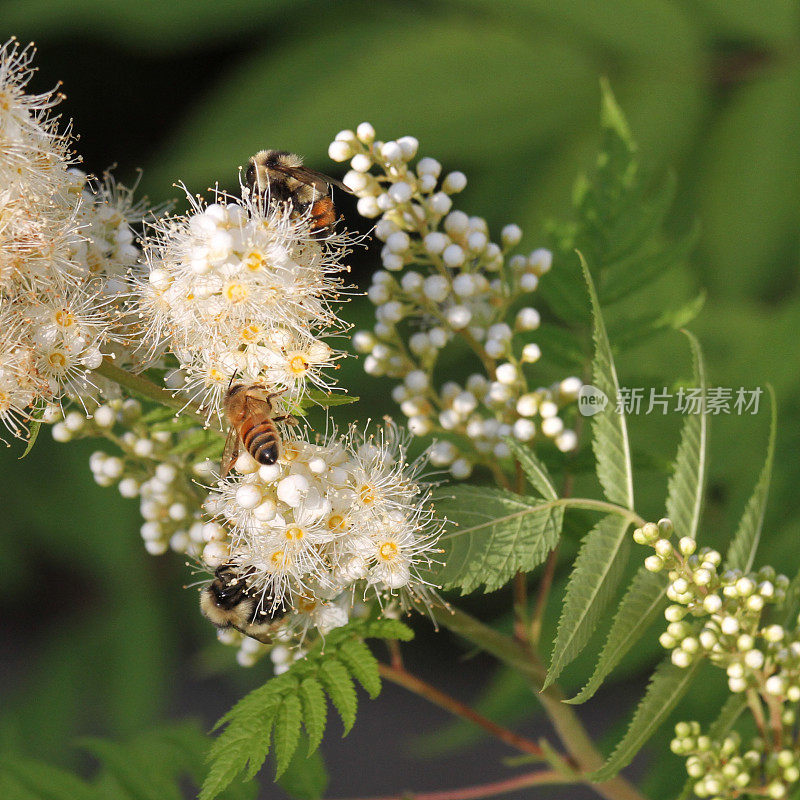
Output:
(2, 2), (800, 798)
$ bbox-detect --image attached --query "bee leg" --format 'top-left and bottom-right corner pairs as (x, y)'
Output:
(265, 389), (288, 403)
(273, 414), (299, 426)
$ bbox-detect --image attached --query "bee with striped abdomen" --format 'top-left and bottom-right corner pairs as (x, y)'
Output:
(221, 383), (297, 478)
(200, 563), (285, 643)
(244, 149), (353, 232)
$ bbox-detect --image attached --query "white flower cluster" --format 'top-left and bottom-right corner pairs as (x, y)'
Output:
(637, 519), (800, 800)
(49, 398), (213, 556)
(328, 123), (580, 479)
(135, 191), (359, 419)
(0, 39), (143, 439)
(201, 423), (441, 645)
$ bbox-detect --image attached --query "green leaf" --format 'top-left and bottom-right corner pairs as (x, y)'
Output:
(505, 439), (558, 499)
(436, 486), (564, 593)
(318, 660), (357, 736)
(336, 639), (382, 700)
(273, 695), (303, 779)
(567, 566), (667, 703)
(591, 658), (702, 781)
(299, 678), (327, 756)
(358, 619), (414, 642)
(19, 405), (46, 459)
(666, 331), (709, 539)
(544, 515), (632, 689)
(581, 255), (634, 510)
(81, 737), (183, 800)
(568, 331), (707, 703)
(0, 758), (97, 800)
(724, 386), (777, 572)
(200, 722), (267, 800)
(277, 743), (329, 800)
(707, 694), (747, 741)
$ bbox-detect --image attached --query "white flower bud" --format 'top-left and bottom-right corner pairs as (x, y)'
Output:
(203, 540), (230, 568)
(416, 157), (441, 177)
(397, 136), (419, 160)
(451, 273), (475, 297)
(450, 458), (472, 480)
(429, 441), (456, 466)
(515, 307), (540, 331)
(744, 649), (765, 669)
(133, 438), (155, 457)
(512, 418), (536, 442)
(728, 676), (747, 693)
(519, 273), (539, 291)
(356, 122), (375, 143)
(521, 343), (542, 363)
(541, 417), (564, 437)
(655, 539), (673, 559)
(424, 231), (449, 255)
(353, 331), (375, 353)
(276, 474), (309, 507)
(529, 248), (552, 275)
(328, 140), (353, 162)
(386, 231), (411, 253)
(381, 141), (403, 163)
(102, 457), (124, 480)
(765, 675), (787, 696)
(350, 153), (372, 173)
(495, 363), (518, 385)
(765, 624), (785, 643)
(645, 555), (664, 572)
(442, 243), (465, 267)
(446, 305), (472, 329)
(93, 406), (116, 428)
(516, 393), (538, 417)
(703, 594), (723, 613)
(556, 430), (579, 452)
(501, 224), (522, 247)
(467, 231), (488, 252)
(236, 484), (262, 509)
(423, 275), (450, 303)
(253, 498), (278, 522)
(671, 649), (692, 668)
(118, 478), (139, 498)
(442, 171), (467, 193)
(720, 616), (740, 636)
(428, 192), (452, 215)
(357, 196), (381, 218)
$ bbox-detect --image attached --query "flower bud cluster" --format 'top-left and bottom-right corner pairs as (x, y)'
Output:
(637, 518), (800, 799)
(49, 398), (213, 556)
(0, 40), (145, 440)
(329, 124), (580, 478)
(133, 187), (362, 419)
(202, 421), (443, 643)
(670, 724), (800, 799)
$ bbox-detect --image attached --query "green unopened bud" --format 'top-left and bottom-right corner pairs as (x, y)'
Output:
(645, 555), (664, 572)
(679, 536), (696, 556)
(655, 538), (673, 559)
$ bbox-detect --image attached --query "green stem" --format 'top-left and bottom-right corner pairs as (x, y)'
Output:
(440, 497), (646, 542)
(434, 606), (650, 800)
(95, 358), (207, 423)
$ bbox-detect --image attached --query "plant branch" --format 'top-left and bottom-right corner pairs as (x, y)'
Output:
(529, 548), (558, 647)
(432, 605), (650, 800)
(377, 662), (550, 762)
(95, 358), (208, 424)
(326, 768), (570, 800)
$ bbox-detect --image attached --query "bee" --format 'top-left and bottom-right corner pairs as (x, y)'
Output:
(200, 563), (285, 644)
(221, 383), (297, 478)
(245, 149), (353, 232)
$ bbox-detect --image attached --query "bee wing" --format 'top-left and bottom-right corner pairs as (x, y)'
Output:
(271, 164), (354, 195)
(220, 425), (241, 478)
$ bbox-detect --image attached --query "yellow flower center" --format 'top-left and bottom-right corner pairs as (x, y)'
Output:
(54, 309), (75, 328)
(240, 324), (262, 344)
(359, 484), (377, 505)
(379, 541), (399, 562)
(208, 368), (225, 383)
(282, 442), (300, 462)
(270, 550), (289, 569)
(243, 250), (266, 271)
(0, 390), (10, 410)
(48, 352), (67, 368)
(297, 597), (317, 613)
(285, 525), (304, 541)
(327, 514), (347, 531)
(288, 354), (309, 375)
(223, 282), (248, 304)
